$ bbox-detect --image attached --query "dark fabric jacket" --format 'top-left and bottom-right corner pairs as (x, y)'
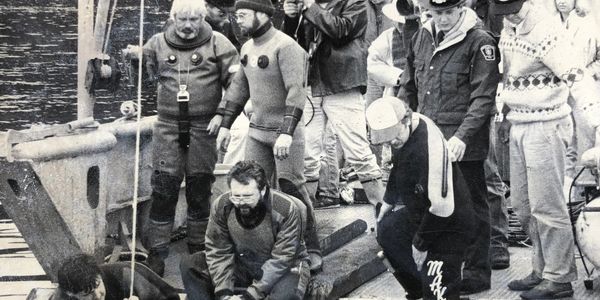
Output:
(383, 117), (476, 253)
(399, 8), (499, 161)
(282, 0), (369, 97)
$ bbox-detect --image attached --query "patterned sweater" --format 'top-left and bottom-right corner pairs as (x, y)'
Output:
(498, 9), (600, 130)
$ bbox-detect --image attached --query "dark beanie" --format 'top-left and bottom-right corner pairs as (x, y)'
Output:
(206, 0), (236, 9)
(235, 0), (275, 16)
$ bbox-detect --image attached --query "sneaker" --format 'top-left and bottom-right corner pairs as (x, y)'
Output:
(508, 272), (543, 291)
(460, 278), (490, 295)
(520, 280), (573, 299)
(308, 252), (323, 274)
(490, 247), (510, 270)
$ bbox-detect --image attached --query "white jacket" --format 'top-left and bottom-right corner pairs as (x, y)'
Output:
(367, 27), (403, 98)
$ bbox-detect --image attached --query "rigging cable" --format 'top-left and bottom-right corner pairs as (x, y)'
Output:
(129, 0), (145, 297)
(102, 0), (119, 55)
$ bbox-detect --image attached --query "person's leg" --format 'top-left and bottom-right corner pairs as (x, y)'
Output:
(376, 208), (423, 299)
(522, 119), (577, 283)
(507, 122), (545, 291)
(485, 124), (511, 270)
(276, 127), (322, 270)
(146, 119), (185, 276)
(186, 123), (218, 253)
(244, 130), (276, 184)
(421, 252), (464, 300)
(304, 94), (326, 205)
(458, 160), (491, 293)
(322, 89), (383, 206)
(317, 121), (340, 206)
(179, 252), (215, 300)
(269, 261), (311, 300)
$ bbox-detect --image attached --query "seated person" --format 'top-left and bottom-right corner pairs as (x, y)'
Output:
(366, 97), (476, 300)
(180, 161), (310, 300)
(51, 253), (179, 300)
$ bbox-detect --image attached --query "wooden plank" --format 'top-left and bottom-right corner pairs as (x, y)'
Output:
(0, 160), (82, 282)
(308, 234), (386, 300)
(320, 219), (367, 256)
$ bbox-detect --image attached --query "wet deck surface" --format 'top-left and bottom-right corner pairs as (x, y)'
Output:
(2, 205), (600, 299)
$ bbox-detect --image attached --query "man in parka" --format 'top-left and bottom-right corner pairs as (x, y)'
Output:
(398, 0), (500, 294)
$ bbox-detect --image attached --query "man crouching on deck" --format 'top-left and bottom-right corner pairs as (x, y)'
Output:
(180, 161), (311, 300)
(367, 96), (475, 300)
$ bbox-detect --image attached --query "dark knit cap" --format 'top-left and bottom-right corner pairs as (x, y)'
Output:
(490, 0), (526, 15)
(206, 0), (236, 9)
(396, 0), (415, 16)
(235, 0), (275, 16)
(422, 0), (466, 10)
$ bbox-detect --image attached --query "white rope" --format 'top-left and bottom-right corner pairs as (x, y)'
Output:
(129, 0), (145, 297)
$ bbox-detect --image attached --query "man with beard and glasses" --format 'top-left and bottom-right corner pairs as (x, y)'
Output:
(366, 96), (476, 300)
(215, 0), (323, 272)
(124, 0), (239, 276)
(179, 161), (311, 300)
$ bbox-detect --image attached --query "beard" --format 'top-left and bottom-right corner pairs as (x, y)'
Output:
(240, 16), (260, 37)
(237, 204), (253, 216)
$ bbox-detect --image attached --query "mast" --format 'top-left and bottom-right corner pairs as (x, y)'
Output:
(77, 0), (111, 120)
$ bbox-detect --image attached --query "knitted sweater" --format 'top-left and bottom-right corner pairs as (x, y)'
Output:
(220, 25), (308, 136)
(498, 9), (600, 130)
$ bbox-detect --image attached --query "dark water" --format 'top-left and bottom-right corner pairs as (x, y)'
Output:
(0, 1), (287, 132)
(0, 2), (171, 131)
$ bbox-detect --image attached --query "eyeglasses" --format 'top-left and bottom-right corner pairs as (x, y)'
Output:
(230, 194), (256, 204)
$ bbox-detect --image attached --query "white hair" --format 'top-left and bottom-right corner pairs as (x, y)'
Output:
(169, 0), (208, 20)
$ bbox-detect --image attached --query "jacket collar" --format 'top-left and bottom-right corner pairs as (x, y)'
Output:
(164, 20), (213, 50)
(423, 7), (480, 53)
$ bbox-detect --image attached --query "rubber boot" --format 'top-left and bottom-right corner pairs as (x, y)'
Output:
(144, 219), (173, 277)
(187, 217), (208, 254)
(185, 173), (213, 254)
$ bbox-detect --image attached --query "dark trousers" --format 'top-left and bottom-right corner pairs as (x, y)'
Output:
(180, 252), (309, 300)
(458, 160), (491, 286)
(377, 208), (466, 300)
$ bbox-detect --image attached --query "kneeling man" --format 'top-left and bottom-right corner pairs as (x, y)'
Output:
(367, 97), (476, 300)
(180, 161), (310, 300)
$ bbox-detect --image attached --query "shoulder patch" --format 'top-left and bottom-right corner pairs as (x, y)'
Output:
(480, 45), (496, 61)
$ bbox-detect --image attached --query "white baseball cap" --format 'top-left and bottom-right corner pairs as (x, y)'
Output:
(366, 96), (409, 145)
(383, 0), (407, 23)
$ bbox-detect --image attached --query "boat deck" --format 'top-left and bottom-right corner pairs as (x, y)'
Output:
(1, 205), (600, 299)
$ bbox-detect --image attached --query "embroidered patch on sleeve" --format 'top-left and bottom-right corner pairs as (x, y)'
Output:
(480, 45), (496, 61)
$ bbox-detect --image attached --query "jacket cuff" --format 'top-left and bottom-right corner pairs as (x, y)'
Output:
(215, 289), (234, 298)
(221, 101), (244, 129)
(412, 233), (429, 252)
(245, 285), (263, 300)
(279, 106), (303, 136)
